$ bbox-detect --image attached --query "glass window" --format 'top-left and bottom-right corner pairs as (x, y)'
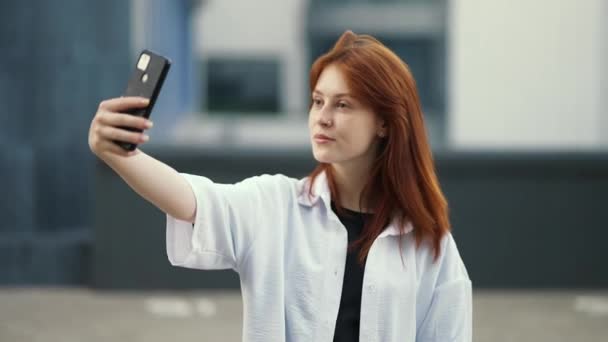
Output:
(205, 58), (280, 115)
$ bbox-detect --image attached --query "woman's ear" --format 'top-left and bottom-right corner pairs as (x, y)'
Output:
(377, 119), (387, 137)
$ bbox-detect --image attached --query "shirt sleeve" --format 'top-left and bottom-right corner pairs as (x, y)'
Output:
(166, 173), (283, 273)
(416, 234), (473, 341)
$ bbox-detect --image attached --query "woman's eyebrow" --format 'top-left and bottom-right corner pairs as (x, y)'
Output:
(313, 90), (353, 99)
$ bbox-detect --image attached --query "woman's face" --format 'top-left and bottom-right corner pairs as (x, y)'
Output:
(308, 64), (385, 167)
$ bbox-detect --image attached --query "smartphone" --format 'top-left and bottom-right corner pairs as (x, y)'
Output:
(114, 49), (171, 151)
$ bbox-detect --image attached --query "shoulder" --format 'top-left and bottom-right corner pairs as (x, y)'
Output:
(231, 173), (301, 203)
(237, 173), (299, 192)
(180, 173), (300, 206)
(415, 232), (470, 287)
(436, 233), (470, 284)
(184, 172), (297, 191)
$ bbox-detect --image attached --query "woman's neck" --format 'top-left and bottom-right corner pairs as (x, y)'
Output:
(330, 162), (374, 213)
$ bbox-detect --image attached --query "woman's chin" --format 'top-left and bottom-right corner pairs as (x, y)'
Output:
(312, 150), (335, 164)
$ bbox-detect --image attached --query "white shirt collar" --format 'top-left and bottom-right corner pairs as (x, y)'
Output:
(297, 170), (413, 238)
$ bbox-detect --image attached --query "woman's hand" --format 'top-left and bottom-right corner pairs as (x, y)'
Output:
(88, 96), (153, 159)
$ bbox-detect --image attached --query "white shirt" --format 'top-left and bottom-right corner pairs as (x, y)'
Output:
(166, 171), (472, 342)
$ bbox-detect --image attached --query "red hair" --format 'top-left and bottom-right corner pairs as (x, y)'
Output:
(307, 30), (450, 264)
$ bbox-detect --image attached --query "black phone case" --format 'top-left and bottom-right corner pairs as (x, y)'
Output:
(114, 49), (171, 151)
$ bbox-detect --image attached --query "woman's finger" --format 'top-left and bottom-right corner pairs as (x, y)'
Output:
(97, 111), (153, 130)
(98, 125), (149, 144)
(98, 96), (149, 112)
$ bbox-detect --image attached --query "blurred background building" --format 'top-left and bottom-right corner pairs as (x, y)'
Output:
(1, 0), (607, 340)
(3, 0), (607, 285)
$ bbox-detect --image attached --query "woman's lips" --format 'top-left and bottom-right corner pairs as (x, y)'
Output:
(313, 134), (335, 144)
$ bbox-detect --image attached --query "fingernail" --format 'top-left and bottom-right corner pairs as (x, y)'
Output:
(141, 98), (149, 104)
(145, 120), (153, 128)
(142, 134), (149, 142)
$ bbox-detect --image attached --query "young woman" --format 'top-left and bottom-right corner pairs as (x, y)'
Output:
(89, 31), (472, 342)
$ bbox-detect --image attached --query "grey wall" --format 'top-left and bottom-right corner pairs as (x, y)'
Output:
(0, 0), (131, 284)
(92, 147), (608, 289)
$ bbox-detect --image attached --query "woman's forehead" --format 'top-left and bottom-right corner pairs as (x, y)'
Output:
(314, 65), (351, 97)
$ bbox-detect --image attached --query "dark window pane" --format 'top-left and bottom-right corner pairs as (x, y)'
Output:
(206, 58), (280, 115)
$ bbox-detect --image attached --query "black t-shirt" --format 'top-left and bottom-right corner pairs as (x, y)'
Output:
(331, 200), (373, 342)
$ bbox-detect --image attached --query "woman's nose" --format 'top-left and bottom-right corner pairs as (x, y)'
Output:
(319, 116), (333, 128)
(317, 107), (333, 127)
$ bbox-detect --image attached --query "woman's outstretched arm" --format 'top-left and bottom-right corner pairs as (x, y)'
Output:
(88, 97), (196, 222)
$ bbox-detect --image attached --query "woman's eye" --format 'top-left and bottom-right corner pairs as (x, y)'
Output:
(337, 101), (348, 109)
(313, 98), (322, 106)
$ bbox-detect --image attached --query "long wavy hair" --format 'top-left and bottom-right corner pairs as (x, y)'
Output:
(306, 30), (450, 265)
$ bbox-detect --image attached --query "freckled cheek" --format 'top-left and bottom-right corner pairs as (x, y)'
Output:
(336, 119), (360, 141)
(345, 124), (372, 145)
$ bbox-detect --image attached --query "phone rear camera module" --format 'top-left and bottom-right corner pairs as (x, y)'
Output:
(137, 53), (150, 71)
